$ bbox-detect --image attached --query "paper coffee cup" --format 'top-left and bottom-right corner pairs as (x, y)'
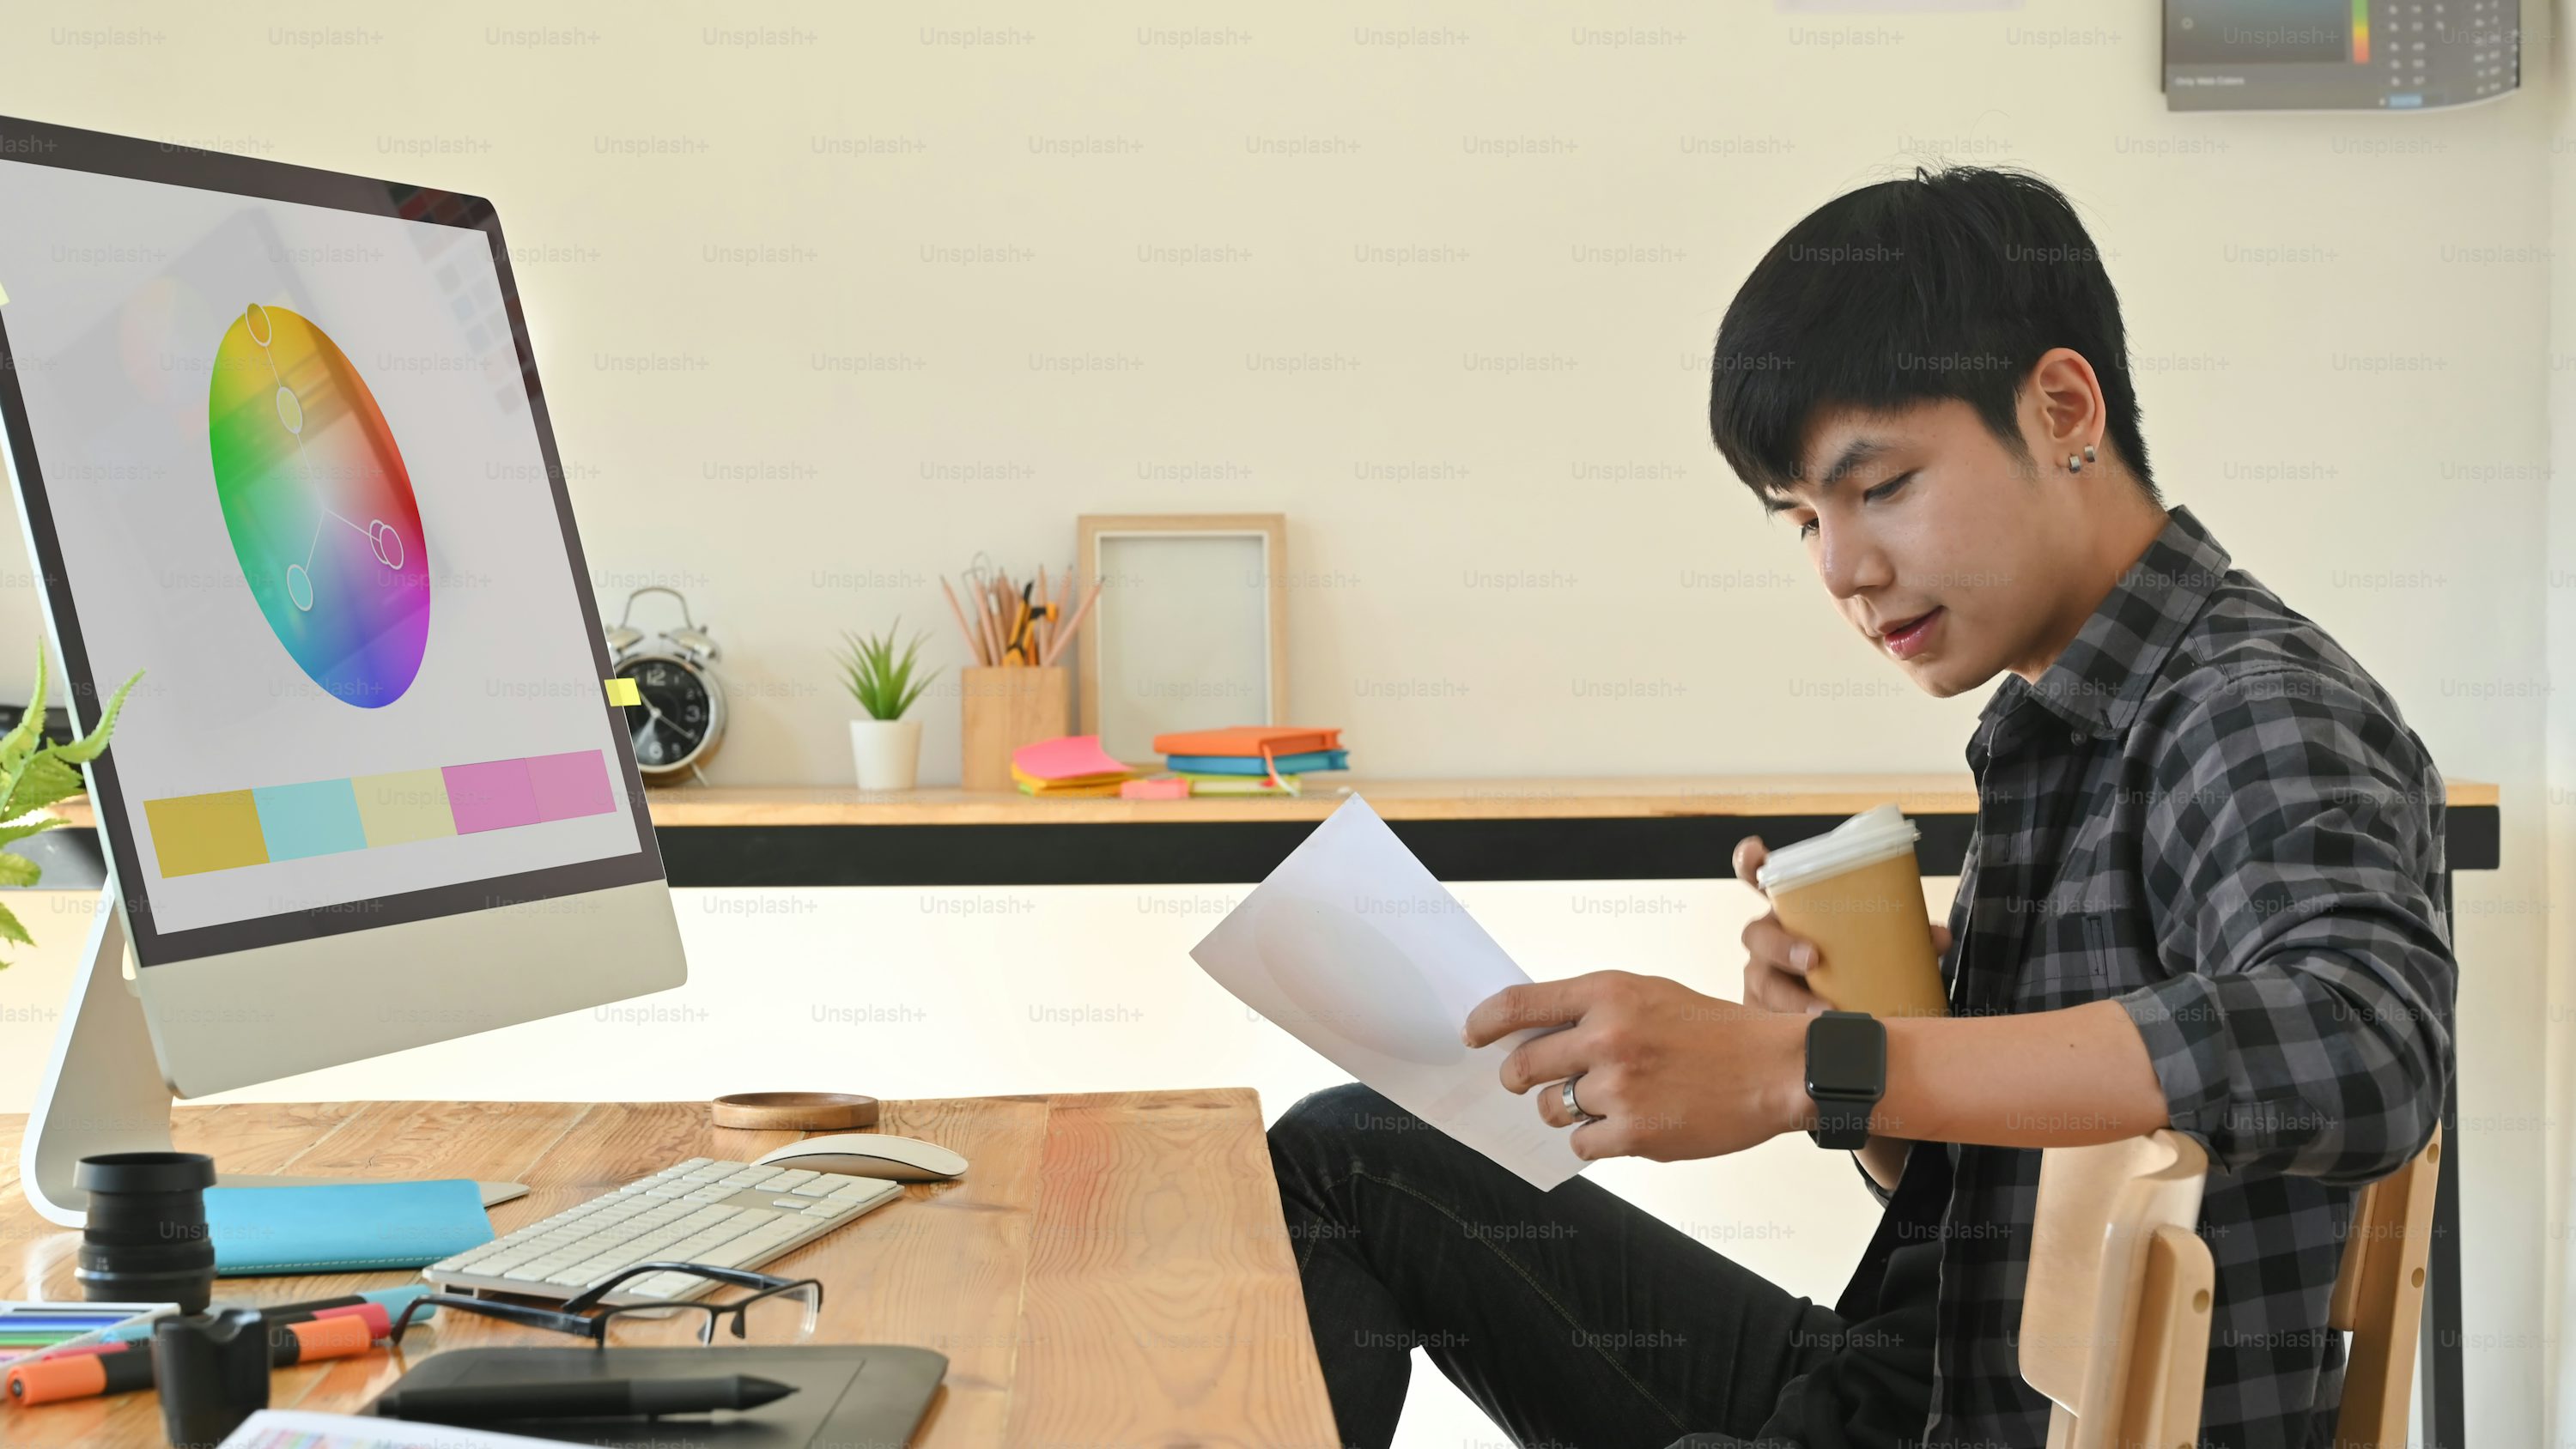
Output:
(1754, 804), (1948, 1018)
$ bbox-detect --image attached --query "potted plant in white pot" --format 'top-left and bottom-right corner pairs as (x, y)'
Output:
(835, 622), (938, 791)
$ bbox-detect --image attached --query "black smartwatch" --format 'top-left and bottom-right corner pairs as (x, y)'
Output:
(1804, 1009), (1886, 1151)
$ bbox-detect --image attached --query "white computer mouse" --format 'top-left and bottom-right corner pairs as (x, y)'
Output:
(754, 1132), (969, 1183)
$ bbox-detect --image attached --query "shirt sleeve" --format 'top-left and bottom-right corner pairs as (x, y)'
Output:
(2115, 665), (2454, 1186)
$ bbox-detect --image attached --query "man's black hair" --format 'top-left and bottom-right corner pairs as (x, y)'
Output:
(1708, 166), (2156, 503)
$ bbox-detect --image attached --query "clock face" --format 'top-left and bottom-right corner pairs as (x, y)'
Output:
(618, 656), (714, 772)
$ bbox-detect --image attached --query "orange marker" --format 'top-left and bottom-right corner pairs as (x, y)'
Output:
(271, 1313), (374, 1366)
(7, 1344), (151, 1404)
(3, 1314), (374, 1406)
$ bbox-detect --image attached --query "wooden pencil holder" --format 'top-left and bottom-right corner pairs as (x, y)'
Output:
(960, 666), (1072, 791)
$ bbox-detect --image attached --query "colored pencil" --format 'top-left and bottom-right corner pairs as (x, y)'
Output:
(1035, 565), (1052, 662)
(939, 576), (987, 666)
(1052, 565), (1075, 658)
(1042, 579), (1103, 668)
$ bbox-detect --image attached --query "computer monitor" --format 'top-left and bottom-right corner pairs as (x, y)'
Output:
(0, 117), (687, 1223)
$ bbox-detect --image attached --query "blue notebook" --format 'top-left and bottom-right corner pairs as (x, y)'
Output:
(204, 1179), (495, 1276)
(1165, 749), (1349, 777)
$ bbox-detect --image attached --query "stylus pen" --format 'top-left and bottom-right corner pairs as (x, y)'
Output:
(374, 1373), (799, 1423)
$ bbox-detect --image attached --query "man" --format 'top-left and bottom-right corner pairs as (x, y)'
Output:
(1267, 166), (2454, 1449)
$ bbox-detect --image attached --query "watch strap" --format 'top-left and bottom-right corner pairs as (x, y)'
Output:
(1809, 1095), (1874, 1151)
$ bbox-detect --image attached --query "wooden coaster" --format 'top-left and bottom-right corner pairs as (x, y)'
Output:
(710, 1091), (880, 1131)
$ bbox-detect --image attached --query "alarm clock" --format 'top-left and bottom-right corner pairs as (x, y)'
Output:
(605, 585), (726, 784)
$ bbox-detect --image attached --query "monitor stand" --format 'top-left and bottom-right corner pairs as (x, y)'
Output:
(21, 884), (529, 1228)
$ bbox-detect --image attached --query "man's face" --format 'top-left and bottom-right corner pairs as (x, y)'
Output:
(1766, 399), (2079, 698)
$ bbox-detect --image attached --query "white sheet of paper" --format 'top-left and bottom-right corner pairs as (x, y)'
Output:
(220, 1409), (567, 1448)
(1191, 795), (1587, 1191)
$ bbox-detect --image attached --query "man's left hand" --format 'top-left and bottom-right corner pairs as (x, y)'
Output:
(1461, 971), (1809, 1162)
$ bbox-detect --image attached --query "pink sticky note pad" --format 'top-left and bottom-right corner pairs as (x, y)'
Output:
(1012, 734), (1128, 780)
(1119, 776), (1190, 801)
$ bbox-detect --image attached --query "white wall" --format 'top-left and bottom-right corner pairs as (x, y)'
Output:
(0, 3), (2555, 1446)
(2545, 2), (2576, 1441)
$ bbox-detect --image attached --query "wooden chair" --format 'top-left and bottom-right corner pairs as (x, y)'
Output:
(2020, 1129), (2216, 1449)
(2329, 1124), (2443, 1449)
(2020, 1125), (2445, 1449)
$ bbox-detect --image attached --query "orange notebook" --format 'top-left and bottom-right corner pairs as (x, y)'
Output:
(1151, 726), (1343, 758)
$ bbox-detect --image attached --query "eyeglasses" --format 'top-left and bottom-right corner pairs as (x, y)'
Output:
(390, 1262), (823, 1349)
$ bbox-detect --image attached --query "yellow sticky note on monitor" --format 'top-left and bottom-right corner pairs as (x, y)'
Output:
(605, 676), (641, 706)
(0, 281), (10, 306)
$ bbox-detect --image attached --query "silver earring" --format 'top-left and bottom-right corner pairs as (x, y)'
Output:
(2067, 452), (2082, 474)
(2085, 444), (2098, 464)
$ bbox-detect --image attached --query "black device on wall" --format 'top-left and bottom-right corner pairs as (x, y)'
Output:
(2165, 0), (2518, 110)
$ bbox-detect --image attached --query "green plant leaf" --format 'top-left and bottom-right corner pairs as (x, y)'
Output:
(0, 646), (127, 967)
(52, 670), (141, 765)
(0, 640), (50, 781)
(5, 754), (85, 821)
(890, 632), (934, 718)
(0, 818), (63, 851)
(837, 620), (942, 720)
(0, 897), (33, 968)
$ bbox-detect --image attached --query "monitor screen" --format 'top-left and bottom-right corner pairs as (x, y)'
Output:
(2166, 0), (2353, 67)
(0, 120), (661, 965)
(2165, 0), (2518, 109)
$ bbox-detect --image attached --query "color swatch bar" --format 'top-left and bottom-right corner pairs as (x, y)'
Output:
(145, 749), (615, 878)
(2351, 0), (2368, 64)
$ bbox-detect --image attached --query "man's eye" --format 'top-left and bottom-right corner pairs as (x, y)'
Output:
(1796, 518), (1819, 540)
(1863, 471), (1915, 504)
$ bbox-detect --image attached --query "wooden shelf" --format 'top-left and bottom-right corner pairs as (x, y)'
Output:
(40, 775), (2500, 832)
(635, 775), (2500, 826)
(641, 775), (1992, 826)
(36, 777), (2500, 888)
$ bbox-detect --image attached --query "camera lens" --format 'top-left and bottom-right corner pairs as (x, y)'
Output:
(74, 1152), (216, 1313)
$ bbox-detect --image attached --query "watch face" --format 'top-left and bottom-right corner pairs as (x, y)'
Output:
(618, 657), (712, 770)
(1807, 1013), (1886, 1094)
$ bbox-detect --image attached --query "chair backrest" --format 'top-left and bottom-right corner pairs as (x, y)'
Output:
(2328, 1124), (2443, 1449)
(2020, 1129), (2215, 1449)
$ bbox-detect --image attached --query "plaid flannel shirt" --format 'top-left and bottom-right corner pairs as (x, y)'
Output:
(1850, 505), (2456, 1449)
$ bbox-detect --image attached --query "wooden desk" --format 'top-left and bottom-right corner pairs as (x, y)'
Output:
(0, 1091), (1337, 1448)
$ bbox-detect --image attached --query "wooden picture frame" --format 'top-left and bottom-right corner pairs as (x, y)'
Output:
(1076, 513), (1288, 761)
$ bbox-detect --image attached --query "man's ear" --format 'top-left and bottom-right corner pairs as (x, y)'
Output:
(2025, 347), (2105, 464)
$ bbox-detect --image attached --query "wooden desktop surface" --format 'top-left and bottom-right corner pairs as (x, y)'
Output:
(0, 1091), (1337, 1448)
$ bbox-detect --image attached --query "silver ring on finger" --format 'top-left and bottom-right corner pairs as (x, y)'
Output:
(1559, 1074), (1595, 1123)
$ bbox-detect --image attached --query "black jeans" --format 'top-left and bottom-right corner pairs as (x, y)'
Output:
(1268, 1083), (1936, 1449)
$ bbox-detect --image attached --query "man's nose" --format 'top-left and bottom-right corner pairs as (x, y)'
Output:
(1814, 522), (1892, 600)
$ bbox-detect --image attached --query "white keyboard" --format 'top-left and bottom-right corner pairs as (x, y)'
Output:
(424, 1157), (903, 1304)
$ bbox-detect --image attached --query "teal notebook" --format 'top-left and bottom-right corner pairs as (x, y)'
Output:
(204, 1179), (495, 1276)
(1164, 749), (1349, 776)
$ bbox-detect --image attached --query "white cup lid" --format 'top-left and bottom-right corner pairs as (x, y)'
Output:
(1754, 803), (1921, 894)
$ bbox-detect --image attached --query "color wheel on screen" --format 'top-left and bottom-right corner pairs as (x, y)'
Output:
(206, 303), (430, 707)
